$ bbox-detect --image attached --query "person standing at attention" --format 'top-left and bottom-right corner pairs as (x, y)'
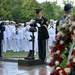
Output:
(35, 8), (49, 63)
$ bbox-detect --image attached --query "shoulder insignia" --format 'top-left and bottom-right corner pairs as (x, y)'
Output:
(46, 21), (48, 24)
(43, 25), (47, 28)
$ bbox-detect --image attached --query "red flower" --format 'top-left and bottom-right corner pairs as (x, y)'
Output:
(67, 32), (73, 36)
(56, 68), (63, 72)
(50, 68), (63, 75)
(66, 61), (73, 68)
(56, 44), (64, 51)
(54, 54), (62, 62)
(70, 61), (74, 68)
(66, 63), (71, 68)
(54, 71), (59, 75)
(61, 70), (67, 75)
(61, 28), (65, 30)
(49, 61), (54, 66)
(55, 36), (59, 41)
(50, 72), (54, 75)
(50, 71), (58, 75)
(73, 50), (75, 56)
(51, 47), (56, 54)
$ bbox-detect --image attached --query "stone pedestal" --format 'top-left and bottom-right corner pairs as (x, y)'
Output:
(18, 59), (43, 66)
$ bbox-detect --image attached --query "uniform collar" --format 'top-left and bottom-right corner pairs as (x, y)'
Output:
(38, 15), (42, 19)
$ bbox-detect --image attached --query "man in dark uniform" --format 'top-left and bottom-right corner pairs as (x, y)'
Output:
(0, 21), (5, 57)
(56, 4), (73, 27)
(35, 8), (49, 62)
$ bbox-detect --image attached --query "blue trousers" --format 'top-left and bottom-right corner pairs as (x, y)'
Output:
(38, 40), (46, 62)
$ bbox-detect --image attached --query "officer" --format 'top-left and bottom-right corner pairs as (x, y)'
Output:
(0, 22), (5, 57)
(35, 8), (49, 62)
(56, 4), (73, 27)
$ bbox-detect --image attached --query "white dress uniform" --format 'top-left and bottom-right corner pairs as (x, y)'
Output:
(10, 25), (15, 51)
(18, 27), (24, 51)
(47, 24), (56, 51)
(22, 27), (27, 51)
(14, 28), (20, 52)
(3, 25), (8, 52)
(8, 25), (14, 50)
(4, 25), (12, 51)
(34, 27), (38, 55)
(24, 25), (32, 52)
(26, 27), (38, 55)
(25, 26), (38, 55)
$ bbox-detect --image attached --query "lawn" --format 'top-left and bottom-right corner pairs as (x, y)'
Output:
(2, 50), (50, 58)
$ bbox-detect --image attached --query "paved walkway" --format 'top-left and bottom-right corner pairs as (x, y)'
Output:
(0, 59), (53, 75)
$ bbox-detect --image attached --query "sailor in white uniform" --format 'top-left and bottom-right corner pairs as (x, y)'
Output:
(9, 21), (15, 51)
(21, 23), (29, 51)
(4, 20), (11, 51)
(25, 22), (32, 52)
(17, 24), (24, 51)
(14, 24), (20, 52)
(47, 19), (56, 51)
(20, 23), (25, 51)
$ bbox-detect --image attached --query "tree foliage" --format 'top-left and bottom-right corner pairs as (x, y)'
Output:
(0, 0), (75, 23)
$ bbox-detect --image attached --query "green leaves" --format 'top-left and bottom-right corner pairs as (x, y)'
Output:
(60, 56), (67, 69)
(0, 0), (75, 23)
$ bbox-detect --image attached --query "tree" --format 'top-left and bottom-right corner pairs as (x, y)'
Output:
(10, 0), (23, 23)
(21, 0), (40, 22)
(0, 0), (13, 20)
(0, 0), (75, 23)
(41, 1), (64, 21)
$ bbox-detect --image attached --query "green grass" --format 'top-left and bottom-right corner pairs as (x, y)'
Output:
(2, 49), (50, 58)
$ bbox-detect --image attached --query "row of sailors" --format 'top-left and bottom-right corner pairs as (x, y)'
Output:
(2, 19), (56, 53)
(2, 20), (38, 54)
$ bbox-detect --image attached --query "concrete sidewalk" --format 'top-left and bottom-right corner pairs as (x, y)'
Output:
(0, 58), (53, 75)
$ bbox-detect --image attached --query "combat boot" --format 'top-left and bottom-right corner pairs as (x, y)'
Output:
(24, 50), (32, 59)
(27, 50), (35, 60)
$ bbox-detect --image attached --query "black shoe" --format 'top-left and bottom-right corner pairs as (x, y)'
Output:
(25, 50), (35, 60)
(27, 56), (35, 60)
(24, 56), (29, 59)
(24, 50), (34, 60)
(24, 50), (32, 59)
(24, 56), (35, 60)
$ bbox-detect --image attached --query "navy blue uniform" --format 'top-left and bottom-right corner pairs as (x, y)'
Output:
(36, 16), (49, 62)
(56, 15), (68, 26)
(0, 22), (5, 57)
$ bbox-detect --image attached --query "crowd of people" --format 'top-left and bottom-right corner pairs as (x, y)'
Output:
(0, 7), (57, 62)
(0, 19), (56, 53)
(0, 20), (37, 53)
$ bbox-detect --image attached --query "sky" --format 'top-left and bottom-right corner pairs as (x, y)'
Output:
(36, 0), (75, 6)
(36, 0), (62, 4)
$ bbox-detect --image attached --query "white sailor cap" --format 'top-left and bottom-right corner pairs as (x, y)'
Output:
(50, 19), (54, 22)
(26, 22), (30, 25)
(10, 21), (16, 24)
(21, 23), (24, 26)
(5, 20), (9, 22)
(13, 21), (16, 24)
